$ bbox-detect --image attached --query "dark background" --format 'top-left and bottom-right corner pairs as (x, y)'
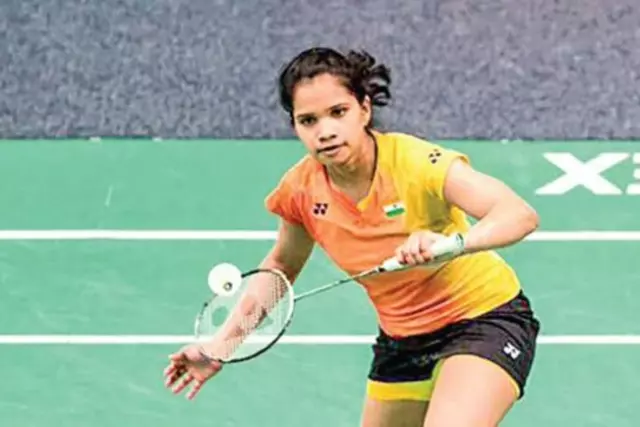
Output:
(1, 0), (638, 140)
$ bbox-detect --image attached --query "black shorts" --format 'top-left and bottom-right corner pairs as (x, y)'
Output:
(366, 291), (540, 401)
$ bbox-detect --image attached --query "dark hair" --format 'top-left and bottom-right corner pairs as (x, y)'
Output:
(278, 47), (392, 128)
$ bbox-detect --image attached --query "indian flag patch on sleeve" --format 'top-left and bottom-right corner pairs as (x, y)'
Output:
(383, 202), (405, 217)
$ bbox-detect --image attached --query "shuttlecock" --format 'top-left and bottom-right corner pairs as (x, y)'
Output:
(208, 262), (242, 296)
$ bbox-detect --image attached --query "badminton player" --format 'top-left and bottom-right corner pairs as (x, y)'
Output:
(165, 47), (541, 427)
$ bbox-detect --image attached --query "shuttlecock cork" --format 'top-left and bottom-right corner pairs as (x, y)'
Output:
(208, 262), (242, 296)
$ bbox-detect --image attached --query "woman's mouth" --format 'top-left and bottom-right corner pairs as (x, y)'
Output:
(318, 142), (346, 157)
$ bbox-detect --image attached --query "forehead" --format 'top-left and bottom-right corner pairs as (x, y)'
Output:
(292, 73), (355, 114)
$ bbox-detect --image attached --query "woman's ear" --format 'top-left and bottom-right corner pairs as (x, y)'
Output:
(361, 95), (372, 126)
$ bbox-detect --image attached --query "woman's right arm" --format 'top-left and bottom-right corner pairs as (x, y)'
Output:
(163, 219), (316, 400)
(259, 218), (315, 283)
(201, 219), (315, 358)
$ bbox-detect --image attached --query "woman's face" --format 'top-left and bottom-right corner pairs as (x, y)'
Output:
(291, 73), (371, 167)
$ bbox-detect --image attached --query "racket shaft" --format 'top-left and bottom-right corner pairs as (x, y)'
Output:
(294, 268), (379, 301)
(293, 252), (453, 303)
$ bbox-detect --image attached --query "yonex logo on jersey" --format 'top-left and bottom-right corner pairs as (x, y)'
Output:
(428, 149), (443, 164)
(313, 203), (328, 215)
(503, 342), (521, 360)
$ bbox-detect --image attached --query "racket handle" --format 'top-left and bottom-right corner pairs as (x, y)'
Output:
(380, 257), (404, 272)
(431, 233), (465, 258)
(379, 233), (466, 272)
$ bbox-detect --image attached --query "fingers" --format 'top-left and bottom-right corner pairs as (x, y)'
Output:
(164, 345), (223, 400)
(395, 233), (423, 265)
(395, 233), (412, 264)
(169, 351), (186, 362)
(164, 350), (192, 388)
(187, 380), (204, 400)
(164, 362), (187, 388)
(163, 360), (179, 377)
(171, 372), (195, 395)
(165, 367), (212, 400)
(396, 232), (441, 266)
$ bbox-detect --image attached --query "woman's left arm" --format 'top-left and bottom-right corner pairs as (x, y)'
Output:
(444, 159), (540, 253)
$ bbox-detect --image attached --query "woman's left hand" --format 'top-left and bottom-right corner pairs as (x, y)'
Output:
(394, 230), (449, 266)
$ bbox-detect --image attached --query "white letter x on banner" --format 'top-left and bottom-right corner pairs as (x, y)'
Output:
(535, 153), (630, 195)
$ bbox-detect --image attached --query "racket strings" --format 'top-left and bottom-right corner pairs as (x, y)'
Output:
(198, 270), (293, 362)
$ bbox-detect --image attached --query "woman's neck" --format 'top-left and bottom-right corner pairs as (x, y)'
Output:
(325, 133), (377, 201)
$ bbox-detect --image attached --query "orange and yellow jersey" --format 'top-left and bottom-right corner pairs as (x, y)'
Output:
(264, 131), (521, 338)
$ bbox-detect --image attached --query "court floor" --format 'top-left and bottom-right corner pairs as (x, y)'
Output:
(0, 139), (638, 426)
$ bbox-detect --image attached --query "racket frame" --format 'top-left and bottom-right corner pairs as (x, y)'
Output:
(194, 267), (295, 364)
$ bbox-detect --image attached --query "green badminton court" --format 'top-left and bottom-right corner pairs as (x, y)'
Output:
(0, 139), (638, 427)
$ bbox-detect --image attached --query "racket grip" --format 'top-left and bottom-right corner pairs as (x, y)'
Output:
(379, 233), (465, 272)
(380, 257), (405, 272)
(430, 233), (465, 258)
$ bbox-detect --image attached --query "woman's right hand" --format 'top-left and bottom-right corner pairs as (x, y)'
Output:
(164, 344), (223, 400)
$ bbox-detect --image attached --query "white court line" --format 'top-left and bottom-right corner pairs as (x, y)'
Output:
(1, 232), (635, 347)
(0, 335), (639, 345)
(0, 230), (639, 241)
(0, 230), (277, 240)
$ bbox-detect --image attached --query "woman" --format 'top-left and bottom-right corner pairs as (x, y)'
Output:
(164, 47), (541, 427)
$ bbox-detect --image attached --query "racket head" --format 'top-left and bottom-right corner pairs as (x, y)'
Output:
(193, 268), (294, 364)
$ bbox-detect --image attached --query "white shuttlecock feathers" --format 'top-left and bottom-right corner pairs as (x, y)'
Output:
(208, 262), (242, 296)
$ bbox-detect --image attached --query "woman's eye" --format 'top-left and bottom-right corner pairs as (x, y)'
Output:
(331, 108), (347, 117)
(299, 117), (316, 126)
